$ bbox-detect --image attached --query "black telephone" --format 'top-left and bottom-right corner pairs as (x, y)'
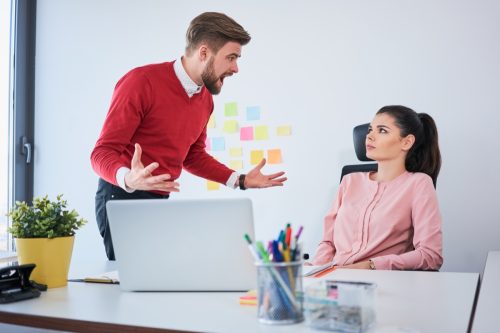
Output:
(0, 263), (47, 303)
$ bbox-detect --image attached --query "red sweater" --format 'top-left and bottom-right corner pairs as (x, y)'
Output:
(91, 61), (234, 190)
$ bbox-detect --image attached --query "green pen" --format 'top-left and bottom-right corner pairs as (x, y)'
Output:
(243, 234), (260, 262)
(255, 241), (270, 263)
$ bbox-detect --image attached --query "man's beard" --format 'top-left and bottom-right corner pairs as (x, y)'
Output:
(201, 57), (222, 95)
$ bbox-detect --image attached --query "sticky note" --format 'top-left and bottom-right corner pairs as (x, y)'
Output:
(240, 127), (254, 141)
(277, 125), (291, 136)
(223, 120), (239, 133)
(224, 102), (238, 117)
(207, 115), (216, 129)
(229, 160), (243, 170)
(205, 137), (211, 151)
(267, 149), (282, 164)
(255, 126), (269, 140)
(211, 137), (225, 151)
(246, 106), (261, 121)
(229, 147), (243, 157)
(207, 180), (220, 191)
(250, 150), (264, 165)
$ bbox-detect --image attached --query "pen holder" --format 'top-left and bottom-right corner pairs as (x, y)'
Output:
(304, 280), (376, 332)
(255, 261), (304, 325)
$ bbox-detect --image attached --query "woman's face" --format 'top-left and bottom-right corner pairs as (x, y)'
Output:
(365, 113), (414, 162)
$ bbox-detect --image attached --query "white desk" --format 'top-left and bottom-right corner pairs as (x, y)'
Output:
(471, 250), (500, 333)
(0, 261), (479, 333)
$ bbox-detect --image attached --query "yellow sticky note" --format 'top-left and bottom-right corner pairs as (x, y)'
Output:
(207, 115), (216, 129)
(250, 150), (264, 165)
(277, 125), (291, 136)
(224, 102), (238, 117)
(229, 147), (243, 157)
(207, 180), (220, 191)
(268, 149), (282, 164)
(255, 126), (269, 140)
(223, 120), (239, 133)
(229, 160), (243, 170)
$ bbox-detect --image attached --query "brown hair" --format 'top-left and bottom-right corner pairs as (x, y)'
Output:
(377, 105), (442, 186)
(185, 12), (251, 55)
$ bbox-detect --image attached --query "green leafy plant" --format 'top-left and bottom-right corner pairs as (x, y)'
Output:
(7, 194), (87, 239)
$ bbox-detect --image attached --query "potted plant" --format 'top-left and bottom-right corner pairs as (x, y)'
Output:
(7, 194), (87, 288)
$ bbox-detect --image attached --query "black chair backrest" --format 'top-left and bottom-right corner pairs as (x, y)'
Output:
(340, 123), (378, 182)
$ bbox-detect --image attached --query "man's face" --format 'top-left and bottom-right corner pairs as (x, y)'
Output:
(201, 41), (241, 95)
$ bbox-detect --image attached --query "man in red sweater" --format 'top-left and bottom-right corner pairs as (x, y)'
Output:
(91, 12), (287, 260)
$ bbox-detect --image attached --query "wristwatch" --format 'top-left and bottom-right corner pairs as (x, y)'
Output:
(368, 259), (376, 270)
(239, 174), (247, 190)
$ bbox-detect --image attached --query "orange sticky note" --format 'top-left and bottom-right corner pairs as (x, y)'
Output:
(267, 149), (282, 164)
(250, 150), (264, 165)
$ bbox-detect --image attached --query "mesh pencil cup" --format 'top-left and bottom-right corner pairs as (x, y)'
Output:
(255, 261), (304, 324)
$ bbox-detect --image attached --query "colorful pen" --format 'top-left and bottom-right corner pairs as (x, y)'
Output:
(243, 234), (261, 261)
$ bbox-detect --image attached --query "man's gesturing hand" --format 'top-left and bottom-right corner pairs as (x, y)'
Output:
(124, 143), (180, 193)
(244, 158), (287, 188)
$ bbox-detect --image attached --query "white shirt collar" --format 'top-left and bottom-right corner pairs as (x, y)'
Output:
(173, 57), (203, 97)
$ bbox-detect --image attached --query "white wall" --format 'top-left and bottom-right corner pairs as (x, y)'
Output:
(34, 0), (500, 273)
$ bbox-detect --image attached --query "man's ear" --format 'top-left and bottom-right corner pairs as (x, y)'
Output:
(198, 44), (210, 62)
(401, 134), (416, 151)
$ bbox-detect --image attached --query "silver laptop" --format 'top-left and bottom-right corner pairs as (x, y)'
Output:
(106, 197), (256, 291)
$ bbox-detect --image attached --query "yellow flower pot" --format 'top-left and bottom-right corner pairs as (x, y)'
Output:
(16, 236), (74, 288)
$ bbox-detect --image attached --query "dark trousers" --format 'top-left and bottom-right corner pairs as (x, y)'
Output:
(95, 178), (169, 260)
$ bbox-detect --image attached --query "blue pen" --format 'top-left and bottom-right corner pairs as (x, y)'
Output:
(272, 240), (283, 262)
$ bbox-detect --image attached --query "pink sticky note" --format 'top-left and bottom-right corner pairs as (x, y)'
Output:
(240, 126), (254, 141)
(205, 137), (211, 151)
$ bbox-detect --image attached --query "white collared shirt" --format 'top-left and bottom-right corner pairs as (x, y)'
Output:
(116, 58), (239, 192)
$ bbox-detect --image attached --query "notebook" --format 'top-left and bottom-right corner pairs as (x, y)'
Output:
(106, 197), (256, 291)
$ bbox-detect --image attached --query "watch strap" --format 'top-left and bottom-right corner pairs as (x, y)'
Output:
(239, 174), (247, 190)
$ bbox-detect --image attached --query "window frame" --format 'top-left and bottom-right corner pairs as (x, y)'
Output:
(4, 0), (37, 253)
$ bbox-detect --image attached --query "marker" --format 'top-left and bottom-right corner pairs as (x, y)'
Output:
(291, 226), (304, 261)
(285, 226), (292, 248)
(243, 234), (260, 261)
(295, 225), (304, 241)
(255, 241), (270, 263)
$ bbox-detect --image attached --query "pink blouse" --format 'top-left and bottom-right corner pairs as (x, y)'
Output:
(312, 171), (443, 270)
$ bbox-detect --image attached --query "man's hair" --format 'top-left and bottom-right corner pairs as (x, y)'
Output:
(185, 12), (251, 55)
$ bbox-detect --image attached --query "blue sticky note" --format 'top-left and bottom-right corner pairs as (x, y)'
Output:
(211, 137), (225, 151)
(246, 106), (261, 121)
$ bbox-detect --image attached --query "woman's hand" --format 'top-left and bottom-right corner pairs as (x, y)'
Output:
(341, 261), (371, 270)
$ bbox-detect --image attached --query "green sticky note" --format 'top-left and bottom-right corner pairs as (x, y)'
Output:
(223, 120), (239, 133)
(224, 102), (238, 117)
(255, 125), (269, 140)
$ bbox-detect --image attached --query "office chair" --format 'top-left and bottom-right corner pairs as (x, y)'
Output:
(340, 123), (378, 182)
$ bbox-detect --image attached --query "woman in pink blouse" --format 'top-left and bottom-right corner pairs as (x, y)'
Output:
(311, 105), (442, 270)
